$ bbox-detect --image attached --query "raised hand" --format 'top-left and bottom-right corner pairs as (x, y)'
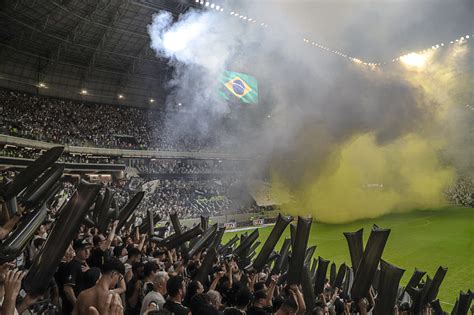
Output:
(0, 262), (15, 280)
(270, 274), (280, 284)
(4, 268), (25, 301)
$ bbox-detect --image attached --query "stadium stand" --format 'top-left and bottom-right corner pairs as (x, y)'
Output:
(0, 89), (237, 152)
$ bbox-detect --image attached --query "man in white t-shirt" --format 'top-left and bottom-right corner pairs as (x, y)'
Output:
(140, 271), (169, 315)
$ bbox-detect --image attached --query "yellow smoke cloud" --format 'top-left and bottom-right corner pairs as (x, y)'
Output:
(270, 43), (469, 223)
(272, 133), (454, 223)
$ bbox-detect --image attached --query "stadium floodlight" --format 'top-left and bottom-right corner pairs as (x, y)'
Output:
(215, 5), (220, 10)
(466, 35), (470, 39)
(220, 8), (224, 11)
(210, 3), (214, 8)
(118, 94), (124, 99)
(178, 103), (182, 106)
(38, 82), (46, 88)
(400, 53), (426, 68)
(205, 1), (209, 6)
(81, 89), (88, 95)
(149, 98), (155, 103)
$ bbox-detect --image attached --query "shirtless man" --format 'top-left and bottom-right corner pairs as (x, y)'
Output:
(73, 257), (125, 315)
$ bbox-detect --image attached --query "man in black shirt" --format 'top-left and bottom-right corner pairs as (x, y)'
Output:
(164, 276), (190, 315)
(125, 261), (145, 315)
(88, 220), (118, 269)
(63, 238), (92, 315)
(88, 235), (107, 269)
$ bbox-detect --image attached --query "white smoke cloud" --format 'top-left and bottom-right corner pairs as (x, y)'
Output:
(148, 10), (236, 71)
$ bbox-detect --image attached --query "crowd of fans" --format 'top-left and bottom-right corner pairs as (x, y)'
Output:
(0, 148), (472, 315)
(135, 178), (257, 219)
(83, 177), (258, 221)
(445, 177), (474, 207)
(0, 212), (313, 315)
(134, 159), (246, 175)
(38, 174), (257, 222)
(1, 181), (472, 315)
(0, 90), (238, 152)
(0, 146), (123, 165)
(0, 147), (257, 222)
(0, 145), (249, 175)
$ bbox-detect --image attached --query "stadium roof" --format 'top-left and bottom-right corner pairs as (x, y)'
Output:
(0, 0), (201, 107)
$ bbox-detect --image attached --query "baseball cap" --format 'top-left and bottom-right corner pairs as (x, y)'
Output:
(73, 238), (92, 251)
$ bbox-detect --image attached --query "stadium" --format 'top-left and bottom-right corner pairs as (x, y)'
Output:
(0, 0), (472, 314)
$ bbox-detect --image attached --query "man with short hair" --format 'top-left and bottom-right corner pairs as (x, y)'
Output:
(163, 276), (190, 315)
(140, 271), (169, 315)
(72, 257), (126, 315)
(63, 238), (92, 315)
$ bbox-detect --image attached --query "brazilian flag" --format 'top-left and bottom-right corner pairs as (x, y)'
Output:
(219, 70), (258, 104)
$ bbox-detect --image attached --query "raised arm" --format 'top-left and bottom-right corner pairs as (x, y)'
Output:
(137, 234), (147, 252)
(209, 271), (225, 291)
(290, 285), (306, 315)
(101, 220), (119, 251)
(265, 274), (279, 307)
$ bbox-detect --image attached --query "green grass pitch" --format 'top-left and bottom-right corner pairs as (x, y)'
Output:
(221, 206), (474, 308)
